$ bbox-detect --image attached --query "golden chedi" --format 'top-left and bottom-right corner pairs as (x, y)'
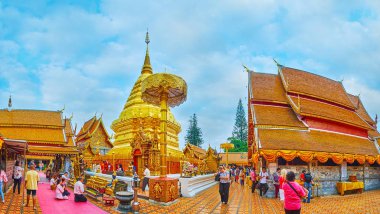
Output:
(110, 32), (183, 159)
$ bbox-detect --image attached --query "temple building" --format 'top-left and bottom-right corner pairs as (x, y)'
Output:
(183, 143), (220, 172)
(76, 115), (113, 161)
(0, 108), (78, 187)
(109, 32), (183, 175)
(248, 62), (380, 195)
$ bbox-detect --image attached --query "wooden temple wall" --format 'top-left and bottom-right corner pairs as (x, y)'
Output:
(274, 159), (380, 196)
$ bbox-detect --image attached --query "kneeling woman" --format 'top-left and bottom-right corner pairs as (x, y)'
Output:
(56, 179), (69, 200)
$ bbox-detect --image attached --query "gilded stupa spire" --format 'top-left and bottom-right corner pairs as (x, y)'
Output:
(141, 30), (153, 74)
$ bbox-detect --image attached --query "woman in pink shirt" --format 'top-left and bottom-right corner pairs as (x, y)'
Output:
(283, 171), (306, 214)
(249, 167), (257, 193)
(0, 166), (8, 203)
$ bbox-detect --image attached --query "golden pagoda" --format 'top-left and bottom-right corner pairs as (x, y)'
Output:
(109, 32), (183, 168)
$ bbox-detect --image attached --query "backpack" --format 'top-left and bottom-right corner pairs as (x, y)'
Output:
(305, 173), (312, 183)
(215, 173), (220, 181)
(273, 173), (279, 183)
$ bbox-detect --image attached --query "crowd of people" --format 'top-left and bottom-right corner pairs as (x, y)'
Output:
(216, 165), (314, 214)
(49, 171), (87, 202)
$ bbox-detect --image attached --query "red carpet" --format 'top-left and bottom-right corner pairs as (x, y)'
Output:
(37, 182), (108, 214)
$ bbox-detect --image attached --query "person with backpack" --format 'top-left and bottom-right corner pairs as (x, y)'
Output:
(273, 168), (281, 198)
(303, 172), (313, 203)
(299, 170), (306, 187)
(258, 167), (269, 196)
(218, 166), (230, 204)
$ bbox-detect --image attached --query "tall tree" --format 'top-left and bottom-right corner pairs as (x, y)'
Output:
(185, 113), (203, 147)
(232, 98), (248, 142)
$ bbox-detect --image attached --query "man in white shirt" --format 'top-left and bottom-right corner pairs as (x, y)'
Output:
(258, 167), (269, 196)
(62, 172), (71, 181)
(142, 165), (150, 192)
(74, 177), (87, 202)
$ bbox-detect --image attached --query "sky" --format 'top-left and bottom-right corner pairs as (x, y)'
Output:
(0, 1), (379, 150)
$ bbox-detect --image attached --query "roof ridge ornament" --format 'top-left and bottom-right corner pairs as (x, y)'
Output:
(59, 105), (65, 113)
(375, 114), (378, 125)
(273, 58), (282, 67)
(8, 94), (12, 111)
(242, 64), (253, 72)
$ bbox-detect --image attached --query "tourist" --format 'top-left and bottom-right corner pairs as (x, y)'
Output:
(230, 166), (235, 184)
(299, 170), (306, 187)
(239, 168), (245, 187)
(117, 164), (124, 172)
(273, 168), (281, 198)
(218, 166), (230, 204)
(56, 179), (69, 200)
(258, 167), (269, 196)
(303, 172), (313, 203)
(283, 171), (307, 214)
(131, 161), (136, 174)
(50, 174), (57, 190)
(142, 165), (150, 192)
(279, 169), (287, 201)
(61, 178), (70, 197)
(74, 177), (87, 202)
(45, 165), (52, 180)
(245, 167), (250, 186)
(39, 161), (44, 172)
(250, 167), (257, 193)
(62, 172), (71, 181)
(25, 164), (40, 210)
(0, 165), (8, 203)
(13, 160), (23, 194)
(235, 167), (240, 183)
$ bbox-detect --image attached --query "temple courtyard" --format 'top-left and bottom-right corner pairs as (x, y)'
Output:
(1, 179), (379, 214)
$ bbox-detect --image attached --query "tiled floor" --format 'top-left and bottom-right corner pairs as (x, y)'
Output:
(2, 182), (380, 213)
(93, 182), (380, 214)
(0, 185), (42, 214)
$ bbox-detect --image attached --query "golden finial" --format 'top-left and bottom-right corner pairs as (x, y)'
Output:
(141, 29), (153, 74)
(145, 30), (150, 44)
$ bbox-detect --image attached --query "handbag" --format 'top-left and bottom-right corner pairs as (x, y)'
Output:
(287, 181), (307, 199)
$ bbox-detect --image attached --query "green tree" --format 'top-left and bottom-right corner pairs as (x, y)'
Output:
(227, 137), (248, 152)
(185, 113), (203, 147)
(232, 98), (248, 142)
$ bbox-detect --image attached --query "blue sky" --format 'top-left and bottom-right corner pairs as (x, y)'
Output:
(1, 1), (379, 150)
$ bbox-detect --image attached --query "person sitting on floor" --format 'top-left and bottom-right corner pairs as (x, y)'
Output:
(56, 179), (69, 200)
(62, 172), (71, 182)
(50, 174), (57, 190)
(61, 178), (71, 197)
(74, 177), (87, 202)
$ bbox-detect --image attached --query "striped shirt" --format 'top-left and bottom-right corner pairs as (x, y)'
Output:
(219, 172), (230, 184)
